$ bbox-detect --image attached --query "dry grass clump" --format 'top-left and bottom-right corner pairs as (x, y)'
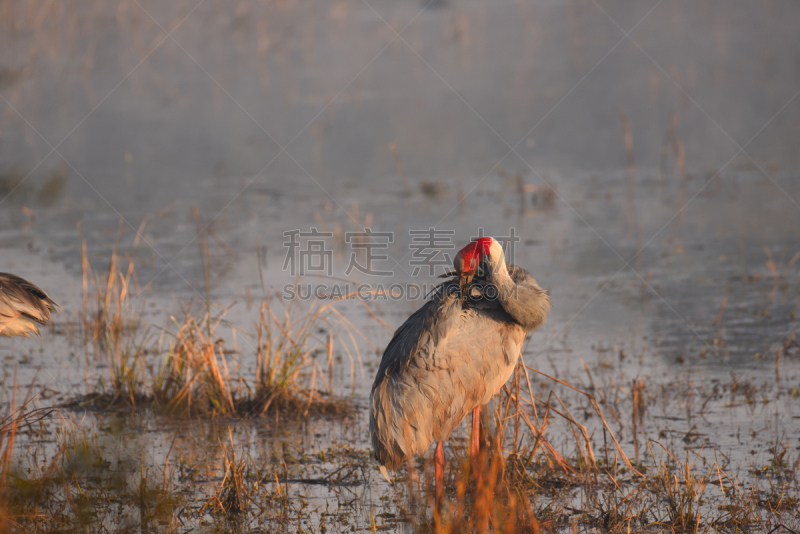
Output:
(153, 308), (237, 417)
(79, 239), (153, 406)
(647, 445), (708, 533)
(77, 296), (356, 419)
(151, 297), (354, 418)
(202, 430), (252, 518)
(71, 228), (359, 418)
(245, 296), (356, 417)
(74, 263), (356, 420)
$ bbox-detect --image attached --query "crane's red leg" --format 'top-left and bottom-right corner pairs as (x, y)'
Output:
(470, 406), (480, 463)
(434, 441), (445, 503)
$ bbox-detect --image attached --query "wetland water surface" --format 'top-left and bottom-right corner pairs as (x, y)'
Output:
(1, 0), (799, 531)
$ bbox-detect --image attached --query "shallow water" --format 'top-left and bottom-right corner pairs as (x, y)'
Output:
(1, 0), (800, 530)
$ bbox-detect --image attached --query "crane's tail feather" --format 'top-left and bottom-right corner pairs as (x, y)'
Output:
(379, 465), (392, 485)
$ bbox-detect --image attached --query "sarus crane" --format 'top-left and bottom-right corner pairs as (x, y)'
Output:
(0, 273), (58, 337)
(369, 236), (550, 500)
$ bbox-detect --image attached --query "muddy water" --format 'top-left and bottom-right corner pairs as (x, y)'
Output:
(1, 0), (800, 530)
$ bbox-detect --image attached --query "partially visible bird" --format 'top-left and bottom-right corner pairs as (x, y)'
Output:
(369, 237), (550, 499)
(0, 273), (59, 337)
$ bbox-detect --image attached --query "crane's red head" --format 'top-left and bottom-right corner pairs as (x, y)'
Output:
(453, 237), (494, 276)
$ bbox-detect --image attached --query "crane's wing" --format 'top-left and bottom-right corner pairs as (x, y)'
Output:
(0, 273), (58, 337)
(369, 280), (466, 468)
(372, 279), (462, 383)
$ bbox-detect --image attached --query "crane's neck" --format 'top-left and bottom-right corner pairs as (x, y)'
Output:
(484, 241), (550, 330)
(485, 244), (514, 294)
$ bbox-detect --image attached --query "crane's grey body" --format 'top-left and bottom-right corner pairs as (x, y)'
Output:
(0, 273), (58, 337)
(369, 256), (549, 471)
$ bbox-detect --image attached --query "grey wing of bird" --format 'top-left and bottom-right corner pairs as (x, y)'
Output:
(372, 280), (461, 380)
(369, 279), (465, 468)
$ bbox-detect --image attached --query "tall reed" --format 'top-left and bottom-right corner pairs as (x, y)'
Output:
(80, 237), (152, 404)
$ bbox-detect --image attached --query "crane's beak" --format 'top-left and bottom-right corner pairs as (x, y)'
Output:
(459, 272), (474, 300)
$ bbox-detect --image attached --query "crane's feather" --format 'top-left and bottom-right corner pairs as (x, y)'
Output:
(379, 465), (392, 485)
(0, 273), (58, 337)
